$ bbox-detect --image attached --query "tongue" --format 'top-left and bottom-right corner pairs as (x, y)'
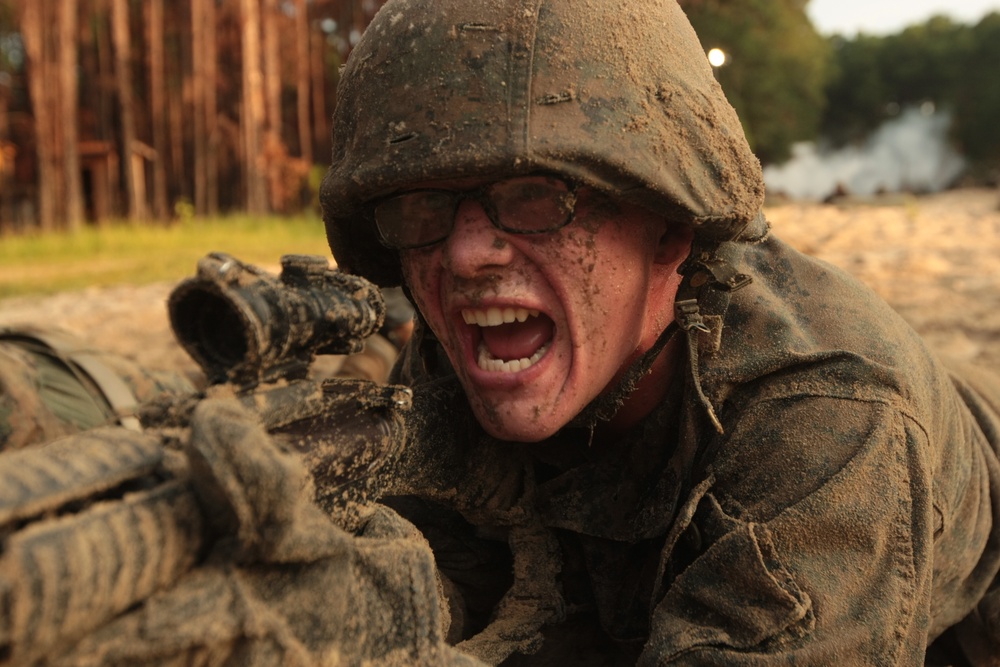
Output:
(480, 316), (554, 361)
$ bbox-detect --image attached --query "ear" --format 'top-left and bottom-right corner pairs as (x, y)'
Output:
(654, 224), (694, 266)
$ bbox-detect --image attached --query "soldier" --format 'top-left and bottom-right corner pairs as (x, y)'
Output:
(13, 0), (999, 664)
(319, 0), (1000, 664)
(0, 325), (197, 449)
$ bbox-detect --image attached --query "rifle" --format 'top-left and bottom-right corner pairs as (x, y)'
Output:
(0, 253), (416, 666)
(167, 252), (385, 387)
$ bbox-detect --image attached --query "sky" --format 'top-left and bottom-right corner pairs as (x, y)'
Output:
(807, 0), (1000, 36)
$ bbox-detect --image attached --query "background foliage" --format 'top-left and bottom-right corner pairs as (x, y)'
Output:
(681, 0), (1000, 180)
(820, 13), (1000, 179)
(681, 0), (830, 165)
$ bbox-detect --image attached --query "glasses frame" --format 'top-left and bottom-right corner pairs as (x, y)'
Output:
(370, 174), (581, 250)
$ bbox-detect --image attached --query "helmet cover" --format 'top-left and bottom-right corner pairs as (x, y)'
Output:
(321, 0), (765, 286)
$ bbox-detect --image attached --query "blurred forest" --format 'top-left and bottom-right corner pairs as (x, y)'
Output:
(0, 0), (388, 233)
(0, 0), (997, 233)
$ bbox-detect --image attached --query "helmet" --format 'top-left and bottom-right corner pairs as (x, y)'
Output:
(321, 0), (765, 287)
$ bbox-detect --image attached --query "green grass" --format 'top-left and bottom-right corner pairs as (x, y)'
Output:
(0, 214), (331, 299)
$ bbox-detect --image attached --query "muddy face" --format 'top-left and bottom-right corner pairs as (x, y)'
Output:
(401, 178), (691, 442)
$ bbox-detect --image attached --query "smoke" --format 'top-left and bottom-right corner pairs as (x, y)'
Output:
(762, 106), (966, 201)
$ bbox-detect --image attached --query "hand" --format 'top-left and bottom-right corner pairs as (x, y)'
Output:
(53, 398), (481, 666)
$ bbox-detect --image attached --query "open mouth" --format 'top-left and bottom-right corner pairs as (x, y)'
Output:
(462, 306), (554, 373)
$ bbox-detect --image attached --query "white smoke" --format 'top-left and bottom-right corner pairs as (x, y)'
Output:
(763, 105), (966, 201)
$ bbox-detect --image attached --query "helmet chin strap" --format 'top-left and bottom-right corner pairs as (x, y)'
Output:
(565, 227), (756, 439)
(565, 319), (680, 433)
(562, 227), (716, 438)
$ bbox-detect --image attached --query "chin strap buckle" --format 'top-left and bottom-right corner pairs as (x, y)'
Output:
(675, 299), (712, 334)
(673, 299), (725, 435)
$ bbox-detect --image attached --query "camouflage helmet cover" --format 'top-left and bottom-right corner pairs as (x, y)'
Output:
(321, 0), (765, 287)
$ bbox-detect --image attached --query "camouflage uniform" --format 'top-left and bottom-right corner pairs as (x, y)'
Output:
(319, 0), (1000, 664)
(386, 233), (1000, 665)
(0, 326), (197, 450)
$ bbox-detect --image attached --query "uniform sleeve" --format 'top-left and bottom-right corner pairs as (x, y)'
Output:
(640, 395), (935, 665)
(52, 398), (486, 667)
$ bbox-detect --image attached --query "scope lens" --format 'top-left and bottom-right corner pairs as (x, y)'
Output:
(171, 290), (249, 375)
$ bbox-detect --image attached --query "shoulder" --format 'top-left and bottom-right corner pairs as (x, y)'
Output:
(710, 392), (920, 523)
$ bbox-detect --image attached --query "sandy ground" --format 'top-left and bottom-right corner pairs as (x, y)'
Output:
(767, 188), (1000, 370)
(1, 188), (999, 377)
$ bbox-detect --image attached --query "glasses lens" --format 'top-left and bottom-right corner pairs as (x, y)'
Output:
(489, 176), (576, 233)
(375, 191), (456, 249)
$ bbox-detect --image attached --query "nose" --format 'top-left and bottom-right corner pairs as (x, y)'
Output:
(440, 198), (515, 277)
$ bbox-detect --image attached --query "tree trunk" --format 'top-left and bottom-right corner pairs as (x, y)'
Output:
(191, 0), (207, 215)
(95, 0), (116, 176)
(310, 30), (329, 165)
(295, 0), (312, 167)
(148, 0), (169, 221)
(0, 76), (9, 233)
(59, 0), (84, 230)
(18, 0), (56, 231)
(111, 0), (141, 220)
(204, 0), (219, 216)
(262, 0), (282, 211)
(263, 0), (281, 139)
(241, 0), (268, 214)
(168, 71), (184, 195)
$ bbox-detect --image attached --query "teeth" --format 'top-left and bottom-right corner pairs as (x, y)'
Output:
(462, 307), (549, 373)
(462, 307), (540, 326)
(477, 341), (550, 373)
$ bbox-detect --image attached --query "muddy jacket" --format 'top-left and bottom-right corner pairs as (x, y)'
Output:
(391, 229), (1000, 666)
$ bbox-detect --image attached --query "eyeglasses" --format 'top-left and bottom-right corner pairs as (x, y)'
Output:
(371, 175), (579, 250)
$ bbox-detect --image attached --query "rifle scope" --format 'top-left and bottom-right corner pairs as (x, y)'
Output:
(168, 253), (386, 388)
